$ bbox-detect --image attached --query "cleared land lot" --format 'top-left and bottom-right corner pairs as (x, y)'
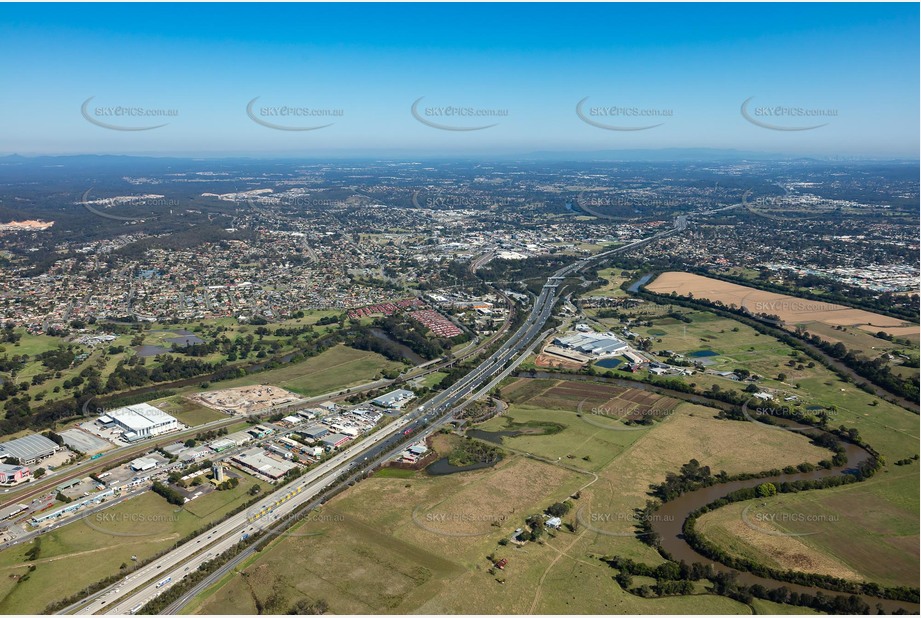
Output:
(188, 385), (301, 415)
(645, 271), (915, 337)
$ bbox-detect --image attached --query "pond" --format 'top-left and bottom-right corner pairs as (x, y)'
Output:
(688, 349), (719, 358)
(135, 345), (169, 357)
(425, 457), (497, 476)
(156, 329), (205, 346)
(369, 328), (425, 365)
(595, 357), (622, 369)
(465, 428), (521, 445)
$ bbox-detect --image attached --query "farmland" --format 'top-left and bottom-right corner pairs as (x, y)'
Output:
(645, 271), (916, 340)
(576, 274), (920, 597)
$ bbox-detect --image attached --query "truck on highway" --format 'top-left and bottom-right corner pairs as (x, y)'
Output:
(155, 576), (172, 588)
(129, 603), (144, 614)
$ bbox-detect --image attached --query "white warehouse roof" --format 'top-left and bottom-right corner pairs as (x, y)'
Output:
(107, 403), (177, 431)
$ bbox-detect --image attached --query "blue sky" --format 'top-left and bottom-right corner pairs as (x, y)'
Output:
(0, 3), (917, 158)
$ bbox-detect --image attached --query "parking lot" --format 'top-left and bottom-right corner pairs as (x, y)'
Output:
(59, 428), (115, 455)
(77, 419), (129, 447)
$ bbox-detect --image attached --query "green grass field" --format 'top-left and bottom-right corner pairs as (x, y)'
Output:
(1, 310), (350, 410)
(196, 344), (403, 397)
(148, 396), (226, 427)
(475, 404), (642, 472)
(586, 267), (636, 299)
(750, 598), (821, 614)
(418, 371), (448, 389)
(696, 465), (920, 589)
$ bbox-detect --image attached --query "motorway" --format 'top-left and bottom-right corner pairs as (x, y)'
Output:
(63, 219), (683, 615)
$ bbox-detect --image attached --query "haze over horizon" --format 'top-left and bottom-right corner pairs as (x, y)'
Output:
(0, 3), (918, 158)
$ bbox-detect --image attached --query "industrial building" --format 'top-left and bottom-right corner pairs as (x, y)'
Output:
(101, 403), (179, 441)
(209, 438), (236, 452)
(247, 425), (274, 439)
(56, 478), (81, 493)
(0, 503), (28, 521)
(129, 457), (158, 472)
(0, 463), (31, 485)
(30, 489), (117, 525)
(231, 448), (299, 481)
(320, 433), (351, 449)
(300, 425), (329, 442)
(0, 433), (60, 465)
(552, 332), (629, 357)
(370, 389), (416, 409)
(224, 430), (255, 447)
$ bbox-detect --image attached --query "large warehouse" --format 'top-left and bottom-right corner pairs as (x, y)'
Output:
(100, 403), (179, 441)
(552, 332), (629, 357)
(231, 447), (299, 481)
(0, 434), (60, 465)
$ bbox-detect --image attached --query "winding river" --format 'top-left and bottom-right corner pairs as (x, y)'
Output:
(649, 420), (918, 613)
(513, 373), (918, 613)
